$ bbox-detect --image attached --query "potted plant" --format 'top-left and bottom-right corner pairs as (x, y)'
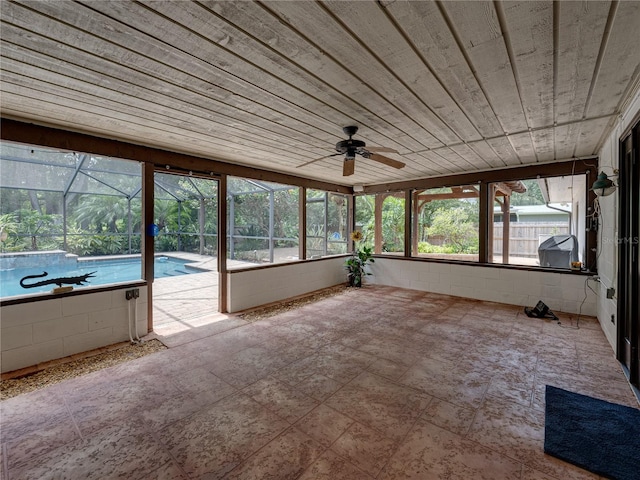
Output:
(345, 231), (374, 287)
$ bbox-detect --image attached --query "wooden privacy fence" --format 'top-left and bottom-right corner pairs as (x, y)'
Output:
(493, 222), (569, 258)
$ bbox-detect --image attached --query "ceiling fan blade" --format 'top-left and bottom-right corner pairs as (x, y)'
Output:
(367, 153), (406, 169)
(343, 158), (355, 176)
(296, 152), (342, 168)
(365, 146), (398, 153)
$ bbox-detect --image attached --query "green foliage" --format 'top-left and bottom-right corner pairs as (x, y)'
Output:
(2, 152), (146, 256)
(232, 191), (269, 237)
(355, 195), (375, 247)
(66, 225), (94, 256)
(509, 179), (546, 206)
(155, 233), (178, 252)
(417, 242), (456, 254)
(327, 244), (347, 255)
(305, 191), (346, 256)
(15, 208), (61, 234)
(233, 224), (265, 252)
(355, 194), (406, 252)
(345, 245), (374, 286)
(0, 213), (18, 235)
(230, 188), (300, 253)
(66, 224), (127, 256)
(9, 209), (63, 251)
(177, 233), (200, 253)
(306, 224), (325, 257)
(87, 235), (124, 255)
(0, 213), (19, 252)
(327, 193), (346, 241)
(70, 194), (136, 233)
(426, 207), (479, 254)
(381, 196), (404, 252)
(154, 199), (193, 233)
(274, 189), (300, 239)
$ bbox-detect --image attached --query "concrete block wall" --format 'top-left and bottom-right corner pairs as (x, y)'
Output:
(368, 257), (597, 317)
(0, 286), (147, 373)
(227, 256), (346, 312)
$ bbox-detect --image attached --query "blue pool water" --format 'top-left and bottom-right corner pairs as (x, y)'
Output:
(0, 256), (203, 298)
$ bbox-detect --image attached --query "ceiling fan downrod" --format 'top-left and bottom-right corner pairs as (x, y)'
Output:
(336, 125), (365, 155)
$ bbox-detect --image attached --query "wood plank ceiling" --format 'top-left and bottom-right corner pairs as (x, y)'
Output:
(1, 1), (639, 187)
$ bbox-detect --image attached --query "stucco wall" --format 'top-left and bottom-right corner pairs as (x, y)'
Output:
(0, 286), (147, 373)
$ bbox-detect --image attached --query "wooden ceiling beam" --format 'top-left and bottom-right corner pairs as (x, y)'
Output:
(364, 159), (597, 194)
(0, 119), (352, 194)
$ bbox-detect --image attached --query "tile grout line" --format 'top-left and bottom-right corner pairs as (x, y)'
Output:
(145, 424), (193, 480)
(374, 394), (437, 479)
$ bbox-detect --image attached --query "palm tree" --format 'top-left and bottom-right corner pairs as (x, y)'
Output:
(71, 194), (131, 233)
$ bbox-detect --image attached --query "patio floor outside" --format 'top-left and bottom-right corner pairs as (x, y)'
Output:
(152, 252), (220, 332)
(1, 284), (637, 479)
(151, 251), (298, 336)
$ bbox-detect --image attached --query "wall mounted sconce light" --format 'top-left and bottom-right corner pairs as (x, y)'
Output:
(591, 171), (617, 197)
(353, 184), (364, 193)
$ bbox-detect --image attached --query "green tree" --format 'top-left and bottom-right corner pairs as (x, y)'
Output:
(274, 189), (299, 241)
(354, 194), (406, 252)
(14, 209), (62, 251)
(355, 195), (375, 248)
(381, 196), (404, 252)
(509, 179), (546, 206)
(0, 213), (19, 252)
(71, 194), (131, 233)
(426, 206), (478, 253)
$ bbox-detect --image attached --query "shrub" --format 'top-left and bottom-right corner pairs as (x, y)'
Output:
(417, 242), (456, 254)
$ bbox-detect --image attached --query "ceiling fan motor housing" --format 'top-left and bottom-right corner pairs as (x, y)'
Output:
(335, 139), (365, 157)
(296, 125), (403, 174)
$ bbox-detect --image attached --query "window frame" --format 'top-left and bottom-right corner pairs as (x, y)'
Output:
(410, 184), (481, 262)
(361, 160), (598, 272)
(487, 175), (588, 269)
(0, 144), (145, 301)
(0, 120), (599, 310)
(305, 189), (349, 259)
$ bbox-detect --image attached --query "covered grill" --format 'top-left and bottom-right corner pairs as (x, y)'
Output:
(538, 235), (579, 268)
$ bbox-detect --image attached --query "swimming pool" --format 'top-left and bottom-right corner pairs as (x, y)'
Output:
(0, 256), (206, 298)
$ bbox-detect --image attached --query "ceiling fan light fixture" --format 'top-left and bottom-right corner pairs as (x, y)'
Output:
(345, 147), (356, 160)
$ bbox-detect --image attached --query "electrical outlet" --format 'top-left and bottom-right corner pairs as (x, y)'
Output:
(125, 289), (139, 300)
(606, 287), (615, 299)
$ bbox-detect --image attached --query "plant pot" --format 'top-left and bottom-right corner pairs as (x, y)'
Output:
(348, 275), (362, 287)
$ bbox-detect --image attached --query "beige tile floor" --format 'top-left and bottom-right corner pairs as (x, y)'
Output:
(1, 285), (638, 480)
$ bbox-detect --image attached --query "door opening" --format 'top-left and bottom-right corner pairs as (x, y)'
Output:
(151, 171), (220, 333)
(618, 121), (640, 388)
